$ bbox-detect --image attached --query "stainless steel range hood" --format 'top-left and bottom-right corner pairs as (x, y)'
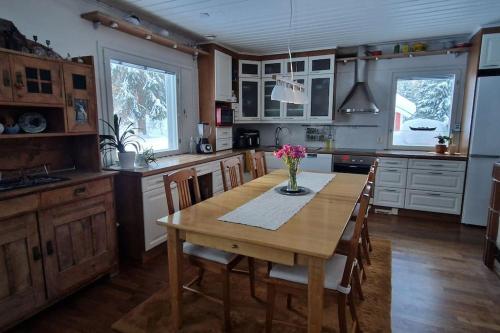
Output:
(339, 47), (379, 114)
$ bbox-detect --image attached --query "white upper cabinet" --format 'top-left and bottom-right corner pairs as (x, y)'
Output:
(480, 33), (500, 69)
(283, 76), (307, 120)
(284, 57), (308, 75)
(214, 50), (233, 102)
(239, 60), (261, 77)
(308, 55), (335, 74)
(239, 77), (261, 121)
(307, 74), (334, 121)
(261, 60), (283, 77)
(261, 78), (283, 120)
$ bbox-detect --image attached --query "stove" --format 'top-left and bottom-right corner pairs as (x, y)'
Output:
(0, 174), (69, 192)
(333, 154), (376, 174)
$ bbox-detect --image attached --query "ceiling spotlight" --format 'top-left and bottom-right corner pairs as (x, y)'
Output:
(204, 34), (216, 40)
(200, 12), (210, 18)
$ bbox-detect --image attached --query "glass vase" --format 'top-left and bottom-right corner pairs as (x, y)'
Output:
(287, 164), (299, 192)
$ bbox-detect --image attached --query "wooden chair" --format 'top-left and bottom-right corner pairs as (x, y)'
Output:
(251, 151), (268, 179)
(163, 168), (255, 332)
(220, 157), (245, 191)
(264, 183), (371, 333)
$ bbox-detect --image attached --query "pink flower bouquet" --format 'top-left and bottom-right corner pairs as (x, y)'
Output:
(274, 144), (306, 192)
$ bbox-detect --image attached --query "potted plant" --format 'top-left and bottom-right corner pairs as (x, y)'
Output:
(99, 115), (142, 169)
(135, 147), (158, 167)
(434, 135), (451, 154)
(274, 144), (306, 192)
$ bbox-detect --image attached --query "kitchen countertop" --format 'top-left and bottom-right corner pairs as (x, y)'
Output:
(0, 170), (118, 201)
(105, 150), (247, 177)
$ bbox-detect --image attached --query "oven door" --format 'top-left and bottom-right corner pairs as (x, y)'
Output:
(333, 163), (371, 174)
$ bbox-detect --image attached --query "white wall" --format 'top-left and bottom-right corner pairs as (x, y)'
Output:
(237, 53), (467, 150)
(1, 0), (199, 153)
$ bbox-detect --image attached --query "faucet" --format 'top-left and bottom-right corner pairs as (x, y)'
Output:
(275, 126), (282, 147)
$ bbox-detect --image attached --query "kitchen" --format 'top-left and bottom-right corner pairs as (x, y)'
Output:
(1, 0), (500, 332)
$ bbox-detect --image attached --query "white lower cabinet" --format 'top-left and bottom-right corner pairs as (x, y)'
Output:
(265, 152), (284, 171)
(405, 189), (462, 215)
(376, 167), (407, 188)
(406, 169), (464, 193)
(374, 186), (405, 208)
(142, 183), (179, 251)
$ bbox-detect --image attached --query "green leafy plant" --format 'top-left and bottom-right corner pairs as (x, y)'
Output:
(141, 147), (158, 165)
(435, 135), (451, 145)
(99, 115), (142, 156)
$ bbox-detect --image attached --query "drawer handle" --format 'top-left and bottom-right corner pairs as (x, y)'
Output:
(383, 189), (397, 192)
(231, 244), (239, 249)
(46, 241), (54, 255)
(429, 164), (444, 167)
(74, 186), (87, 195)
(386, 169), (399, 172)
(386, 162), (399, 165)
(428, 172), (443, 175)
(32, 246), (42, 261)
(427, 192), (441, 196)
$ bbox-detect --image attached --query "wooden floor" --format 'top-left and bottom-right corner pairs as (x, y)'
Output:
(8, 213), (500, 333)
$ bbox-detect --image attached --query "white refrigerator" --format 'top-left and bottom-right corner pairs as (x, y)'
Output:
(462, 76), (500, 226)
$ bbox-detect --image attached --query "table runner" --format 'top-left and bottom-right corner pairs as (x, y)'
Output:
(217, 172), (335, 230)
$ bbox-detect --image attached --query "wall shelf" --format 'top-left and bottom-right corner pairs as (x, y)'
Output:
(336, 47), (470, 63)
(81, 11), (209, 57)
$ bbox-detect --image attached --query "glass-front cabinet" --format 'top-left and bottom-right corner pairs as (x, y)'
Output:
(284, 57), (308, 75)
(239, 60), (260, 78)
(238, 78), (261, 120)
(308, 55), (335, 74)
(284, 76), (307, 120)
(261, 60), (283, 78)
(11, 55), (63, 105)
(308, 74), (334, 120)
(63, 63), (97, 132)
(261, 78), (283, 120)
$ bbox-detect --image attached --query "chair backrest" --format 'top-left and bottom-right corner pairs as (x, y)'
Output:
(163, 168), (201, 215)
(251, 151), (268, 179)
(340, 182), (372, 289)
(220, 157), (245, 192)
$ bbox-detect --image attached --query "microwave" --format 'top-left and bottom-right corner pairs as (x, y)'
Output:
(216, 106), (233, 126)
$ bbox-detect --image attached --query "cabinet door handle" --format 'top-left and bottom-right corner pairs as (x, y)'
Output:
(427, 192), (441, 196)
(32, 246), (42, 261)
(66, 93), (73, 107)
(74, 186), (86, 195)
(231, 244), (239, 249)
(2, 70), (10, 87)
(46, 241), (54, 255)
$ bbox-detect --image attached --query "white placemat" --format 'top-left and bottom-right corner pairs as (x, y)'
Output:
(217, 172), (336, 230)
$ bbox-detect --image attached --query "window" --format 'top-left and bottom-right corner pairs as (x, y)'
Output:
(109, 59), (178, 153)
(390, 73), (457, 148)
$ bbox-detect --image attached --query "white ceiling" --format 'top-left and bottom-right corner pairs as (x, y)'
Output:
(104, 0), (500, 54)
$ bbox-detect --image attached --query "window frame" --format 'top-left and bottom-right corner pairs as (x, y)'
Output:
(102, 48), (181, 158)
(387, 69), (463, 150)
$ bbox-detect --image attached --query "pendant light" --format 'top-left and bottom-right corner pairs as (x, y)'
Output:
(271, 0), (308, 105)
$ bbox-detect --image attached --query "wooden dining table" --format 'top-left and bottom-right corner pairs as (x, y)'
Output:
(158, 170), (367, 333)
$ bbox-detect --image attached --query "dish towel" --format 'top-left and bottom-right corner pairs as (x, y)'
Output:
(218, 172), (335, 230)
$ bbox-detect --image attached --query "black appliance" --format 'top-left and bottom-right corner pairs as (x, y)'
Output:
(333, 154), (376, 174)
(0, 174), (69, 192)
(235, 129), (260, 148)
(216, 105), (233, 126)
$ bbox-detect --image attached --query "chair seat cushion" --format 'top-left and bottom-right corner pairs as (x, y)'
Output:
(341, 220), (356, 241)
(352, 202), (371, 218)
(183, 242), (238, 265)
(269, 254), (351, 293)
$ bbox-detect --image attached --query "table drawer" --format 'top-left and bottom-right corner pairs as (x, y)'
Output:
(405, 189), (462, 215)
(379, 157), (408, 169)
(40, 178), (112, 208)
(374, 186), (405, 208)
(376, 167), (407, 188)
(408, 159), (466, 171)
(216, 127), (233, 139)
(407, 169), (465, 193)
(186, 232), (294, 265)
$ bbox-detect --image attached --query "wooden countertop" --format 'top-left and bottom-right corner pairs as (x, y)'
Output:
(105, 150), (246, 177)
(0, 170), (117, 200)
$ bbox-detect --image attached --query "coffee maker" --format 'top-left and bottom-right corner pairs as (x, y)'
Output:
(196, 123), (213, 154)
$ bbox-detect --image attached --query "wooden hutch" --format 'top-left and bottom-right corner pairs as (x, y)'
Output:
(0, 48), (117, 330)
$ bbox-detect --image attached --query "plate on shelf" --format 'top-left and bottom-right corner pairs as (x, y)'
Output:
(18, 112), (47, 133)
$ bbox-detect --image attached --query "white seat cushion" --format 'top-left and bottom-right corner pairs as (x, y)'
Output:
(269, 254), (351, 294)
(183, 242), (238, 265)
(341, 220), (356, 241)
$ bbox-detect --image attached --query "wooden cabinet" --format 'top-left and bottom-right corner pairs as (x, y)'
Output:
(38, 193), (116, 299)
(0, 213), (45, 328)
(307, 74), (334, 120)
(479, 33), (500, 69)
(239, 78), (261, 120)
(62, 63), (97, 132)
(10, 55), (63, 105)
(0, 52), (12, 102)
(214, 50), (232, 102)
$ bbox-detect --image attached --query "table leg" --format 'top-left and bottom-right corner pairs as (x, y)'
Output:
(167, 228), (183, 330)
(308, 257), (325, 333)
